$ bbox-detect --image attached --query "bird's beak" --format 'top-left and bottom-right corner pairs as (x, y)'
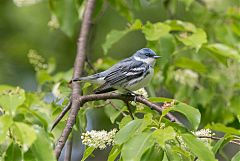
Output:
(153, 55), (161, 59)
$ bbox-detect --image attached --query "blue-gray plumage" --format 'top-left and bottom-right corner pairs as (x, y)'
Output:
(72, 48), (161, 94)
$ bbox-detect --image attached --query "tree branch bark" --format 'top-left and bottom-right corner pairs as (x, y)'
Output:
(76, 93), (180, 123)
(64, 134), (73, 161)
(54, 0), (96, 159)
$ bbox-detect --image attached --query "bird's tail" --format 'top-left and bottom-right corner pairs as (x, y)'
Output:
(70, 74), (103, 84)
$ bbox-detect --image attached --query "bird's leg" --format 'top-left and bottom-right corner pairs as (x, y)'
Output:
(123, 100), (134, 120)
(123, 88), (143, 102)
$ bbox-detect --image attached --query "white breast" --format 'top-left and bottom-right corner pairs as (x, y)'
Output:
(126, 67), (154, 91)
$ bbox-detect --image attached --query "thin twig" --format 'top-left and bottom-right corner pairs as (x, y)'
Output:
(107, 100), (127, 116)
(54, 0), (96, 159)
(198, 136), (240, 146)
(64, 133), (73, 161)
(51, 100), (72, 131)
(86, 56), (97, 73)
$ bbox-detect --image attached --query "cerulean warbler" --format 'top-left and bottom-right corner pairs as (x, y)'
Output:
(72, 48), (161, 94)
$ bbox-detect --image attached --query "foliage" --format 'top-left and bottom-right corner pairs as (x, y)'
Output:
(1, 0), (240, 161)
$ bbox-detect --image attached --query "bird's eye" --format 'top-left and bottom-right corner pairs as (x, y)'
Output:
(145, 53), (153, 57)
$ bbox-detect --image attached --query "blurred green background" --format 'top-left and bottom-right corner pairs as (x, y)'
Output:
(0, 0), (240, 160)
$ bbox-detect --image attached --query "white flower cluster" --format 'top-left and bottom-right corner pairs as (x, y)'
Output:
(176, 135), (187, 149)
(134, 88), (148, 98)
(131, 88), (148, 110)
(81, 129), (117, 150)
(174, 69), (198, 87)
(193, 128), (213, 137)
(13, 0), (42, 7)
(48, 15), (60, 30)
(28, 49), (48, 71)
(193, 128), (214, 144)
(1, 87), (21, 96)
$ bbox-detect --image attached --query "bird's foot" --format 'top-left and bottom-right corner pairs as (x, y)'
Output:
(124, 89), (143, 102)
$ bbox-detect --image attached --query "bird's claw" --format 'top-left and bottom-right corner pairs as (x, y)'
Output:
(134, 96), (137, 102)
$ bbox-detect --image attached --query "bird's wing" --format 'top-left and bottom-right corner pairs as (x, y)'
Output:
(73, 57), (134, 83)
(93, 61), (148, 94)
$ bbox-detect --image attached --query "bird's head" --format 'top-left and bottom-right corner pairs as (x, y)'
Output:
(133, 48), (161, 65)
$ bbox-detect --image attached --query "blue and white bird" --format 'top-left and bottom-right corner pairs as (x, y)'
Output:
(72, 48), (161, 94)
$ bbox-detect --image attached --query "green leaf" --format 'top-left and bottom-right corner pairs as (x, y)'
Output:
(149, 97), (174, 102)
(206, 43), (240, 62)
(4, 142), (22, 161)
(165, 20), (196, 32)
(0, 86), (25, 115)
(81, 82), (91, 90)
(22, 107), (48, 130)
(110, 107), (126, 124)
(181, 133), (216, 161)
(115, 119), (143, 145)
(78, 108), (87, 132)
(92, 0), (104, 20)
(149, 98), (201, 130)
(206, 123), (240, 135)
(121, 132), (155, 161)
(104, 103), (126, 124)
(24, 129), (55, 161)
(108, 0), (133, 21)
(212, 134), (233, 154)
(177, 28), (207, 52)
(180, 0), (194, 10)
(175, 57), (207, 73)
(49, 0), (79, 38)
(142, 22), (171, 41)
(102, 29), (131, 55)
(164, 144), (183, 161)
(231, 151), (240, 161)
(107, 145), (121, 161)
(46, 57), (56, 74)
(0, 115), (13, 143)
(12, 122), (37, 150)
(141, 144), (164, 161)
(152, 126), (176, 147)
(118, 115), (132, 129)
(81, 146), (95, 161)
(171, 146), (192, 160)
(36, 70), (53, 84)
(172, 102), (201, 130)
(130, 19), (143, 30)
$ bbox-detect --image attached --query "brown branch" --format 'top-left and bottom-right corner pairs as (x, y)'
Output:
(64, 134), (73, 161)
(51, 100), (72, 131)
(52, 93), (179, 133)
(76, 93), (180, 123)
(54, 0), (96, 159)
